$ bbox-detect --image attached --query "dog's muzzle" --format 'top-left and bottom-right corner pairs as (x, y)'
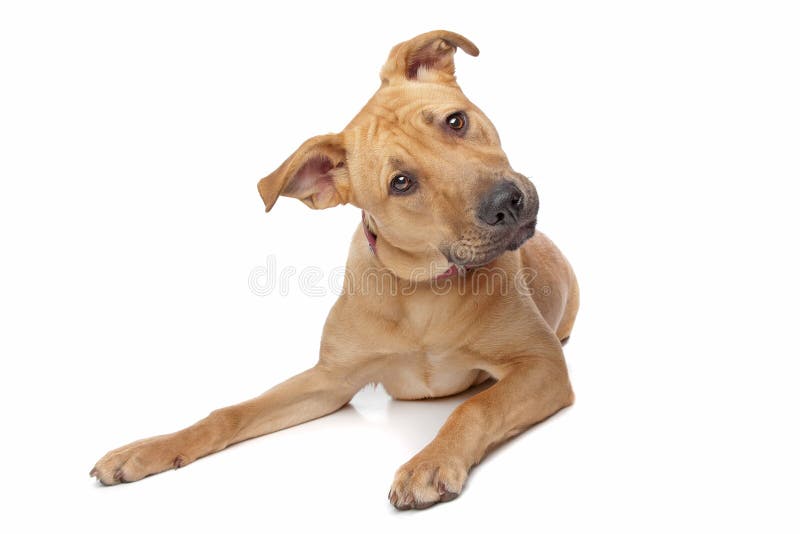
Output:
(443, 180), (539, 268)
(478, 179), (539, 249)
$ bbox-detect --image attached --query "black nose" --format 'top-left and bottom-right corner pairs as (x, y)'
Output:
(477, 181), (524, 226)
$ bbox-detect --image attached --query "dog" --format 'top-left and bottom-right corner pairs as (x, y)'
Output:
(91, 30), (579, 510)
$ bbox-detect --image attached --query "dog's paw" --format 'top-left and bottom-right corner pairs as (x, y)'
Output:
(90, 434), (188, 485)
(388, 453), (468, 510)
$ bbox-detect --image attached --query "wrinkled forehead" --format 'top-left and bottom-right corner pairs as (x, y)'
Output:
(350, 83), (468, 127)
(346, 82), (501, 153)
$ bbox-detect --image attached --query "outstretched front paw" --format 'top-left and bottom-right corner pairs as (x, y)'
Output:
(90, 434), (188, 485)
(388, 452), (468, 510)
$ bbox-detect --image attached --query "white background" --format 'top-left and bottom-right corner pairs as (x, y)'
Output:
(1, 1), (798, 532)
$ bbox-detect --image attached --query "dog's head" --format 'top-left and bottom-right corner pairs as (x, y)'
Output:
(258, 30), (539, 280)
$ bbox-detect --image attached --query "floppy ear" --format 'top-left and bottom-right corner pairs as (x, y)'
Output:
(380, 30), (479, 84)
(257, 134), (349, 212)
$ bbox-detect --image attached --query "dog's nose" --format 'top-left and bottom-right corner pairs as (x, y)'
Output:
(477, 181), (524, 226)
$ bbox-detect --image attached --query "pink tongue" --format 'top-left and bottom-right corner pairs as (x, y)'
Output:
(436, 264), (459, 280)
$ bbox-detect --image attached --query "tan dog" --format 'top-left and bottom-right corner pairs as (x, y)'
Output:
(91, 30), (579, 510)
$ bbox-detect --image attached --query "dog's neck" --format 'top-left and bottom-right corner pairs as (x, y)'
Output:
(361, 210), (378, 255)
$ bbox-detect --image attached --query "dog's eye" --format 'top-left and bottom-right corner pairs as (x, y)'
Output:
(446, 112), (467, 131)
(390, 174), (415, 194)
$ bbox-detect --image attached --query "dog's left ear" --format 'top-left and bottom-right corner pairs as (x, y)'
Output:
(380, 30), (479, 84)
(257, 134), (349, 212)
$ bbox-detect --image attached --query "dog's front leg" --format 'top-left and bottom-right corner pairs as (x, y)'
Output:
(91, 363), (360, 485)
(389, 354), (574, 510)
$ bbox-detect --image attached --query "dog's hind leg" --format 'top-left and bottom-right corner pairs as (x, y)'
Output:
(91, 363), (360, 485)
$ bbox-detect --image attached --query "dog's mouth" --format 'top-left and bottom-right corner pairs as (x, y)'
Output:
(441, 217), (537, 273)
(505, 218), (538, 251)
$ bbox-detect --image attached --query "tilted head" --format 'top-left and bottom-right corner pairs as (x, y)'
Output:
(258, 30), (539, 280)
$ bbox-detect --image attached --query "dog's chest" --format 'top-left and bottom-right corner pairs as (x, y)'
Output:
(380, 350), (482, 400)
(374, 289), (486, 399)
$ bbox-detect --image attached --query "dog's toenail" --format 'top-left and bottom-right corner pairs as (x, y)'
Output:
(440, 491), (459, 502)
(113, 469), (125, 482)
(173, 456), (184, 468)
(90, 468), (98, 478)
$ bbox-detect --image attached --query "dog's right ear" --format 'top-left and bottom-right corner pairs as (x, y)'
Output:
(380, 30), (479, 85)
(257, 134), (349, 212)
